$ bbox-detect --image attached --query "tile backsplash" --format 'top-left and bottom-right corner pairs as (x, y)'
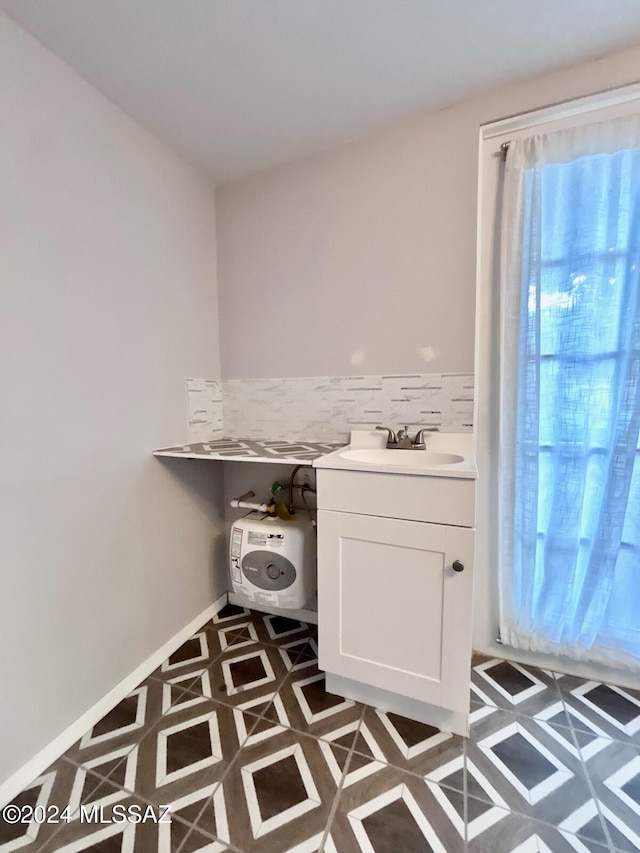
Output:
(187, 378), (224, 442)
(218, 373), (474, 443)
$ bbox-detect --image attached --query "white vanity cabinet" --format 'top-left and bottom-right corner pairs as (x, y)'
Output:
(316, 467), (475, 734)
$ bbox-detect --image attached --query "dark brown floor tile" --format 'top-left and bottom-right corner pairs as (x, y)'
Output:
(214, 619), (262, 652)
(125, 696), (258, 806)
(466, 799), (610, 852)
(244, 612), (317, 649)
(178, 824), (240, 852)
(470, 695), (580, 764)
(38, 782), (186, 851)
(466, 706), (600, 835)
(579, 738), (640, 852)
(210, 602), (252, 627)
(148, 625), (226, 685)
(276, 637), (319, 674)
(605, 813), (640, 853)
(61, 676), (188, 773)
(350, 705), (465, 787)
(263, 659), (363, 744)
(203, 727), (342, 852)
(181, 642), (292, 710)
(328, 762), (464, 852)
(221, 628), (319, 677)
(558, 674), (640, 747)
(0, 757), (107, 852)
(471, 654), (566, 720)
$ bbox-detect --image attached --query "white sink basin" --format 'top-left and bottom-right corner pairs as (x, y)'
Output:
(340, 449), (464, 466)
(313, 432), (476, 479)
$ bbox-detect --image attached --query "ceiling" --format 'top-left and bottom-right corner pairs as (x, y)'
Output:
(3, 1), (640, 184)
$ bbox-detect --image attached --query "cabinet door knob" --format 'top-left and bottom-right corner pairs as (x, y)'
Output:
(452, 560), (464, 573)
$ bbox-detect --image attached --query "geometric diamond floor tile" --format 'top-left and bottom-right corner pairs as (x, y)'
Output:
(581, 738), (640, 850)
(294, 675), (352, 723)
(292, 674), (355, 724)
(178, 824), (233, 853)
(468, 708), (595, 828)
(158, 711), (223, 788)
(211, 602), (251, 627)
(35, 785), (175, 852)
(41, 820), (137, 852)
(128, 698), (249, 805)
(10, 606), (640, 853)
(247, 613), (316, 650)
(559, 676), (640, 746)
(599, 800), (640, 853)
(263, 614), (312, 641)
(318, 723), (379, 788)
(165, 675), (214, 718)
(208, 727), (339, 852)
(152, 628), (225, 685)
(329, 765), (464, 853)
(62, 677), (184, 770)
(243, 743), (321, 838)
(166, 782), (229, 852)
(556, 797), (611, 848)
(424, 764), (468, 841)
(0, 756), (132, 853)
(218, 620), (260, 651)
(533, 703), (585, 761)
(466, 803), (611, 853)
(264, 665), (363, 743)
(277, 637), (319, 673)
(534, 700), (575, 733)
(487, 726), (569, 802)
(81, 687), (146, 749)
(231, 693), (290, 748)
(222, 648), (277, 696)
(579, 685), (640, 732)
(466, 791), (507, 842)
(183, 642), (291, 710)
(355, 786), (445, 850)
(163, 632), (211, 671)
(471, 654), (564, 719)
(352, 706), (465, 781)
(161, 671), (208, 714)
(0, 769), (59, 851)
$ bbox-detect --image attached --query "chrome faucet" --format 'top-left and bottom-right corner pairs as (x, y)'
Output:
(376, 424), (439, 449)
(396, 426), (413, 449)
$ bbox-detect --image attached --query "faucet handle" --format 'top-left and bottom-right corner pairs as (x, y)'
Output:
(414, 426), (439, 449)
(376, 425), (397, 446)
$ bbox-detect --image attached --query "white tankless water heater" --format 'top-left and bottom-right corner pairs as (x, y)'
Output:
(229, 511), (317, 610)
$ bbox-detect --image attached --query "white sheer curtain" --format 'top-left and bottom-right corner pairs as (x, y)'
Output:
(499, 113), (640, 667)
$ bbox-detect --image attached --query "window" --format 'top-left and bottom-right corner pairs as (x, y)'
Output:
(497, 116), (640, 666)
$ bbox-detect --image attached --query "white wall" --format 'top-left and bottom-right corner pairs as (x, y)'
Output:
(216, 42), (640, 676)
(216, 43), (640, 381)
(0, 14), (226, 786)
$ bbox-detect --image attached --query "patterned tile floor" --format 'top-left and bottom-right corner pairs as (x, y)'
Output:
(3, 607), (640, 851)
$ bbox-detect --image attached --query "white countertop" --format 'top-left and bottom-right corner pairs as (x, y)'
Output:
(153, 437), (344, 465)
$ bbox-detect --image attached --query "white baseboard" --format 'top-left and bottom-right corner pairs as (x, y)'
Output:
(476, 639), (640, 692)
(0, 592), (228, 809)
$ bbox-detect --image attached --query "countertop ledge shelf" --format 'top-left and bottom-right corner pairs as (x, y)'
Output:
(153, 437), (345, 465)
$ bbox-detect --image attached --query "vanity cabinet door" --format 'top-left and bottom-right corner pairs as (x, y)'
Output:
(317, 510), (474, 710)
